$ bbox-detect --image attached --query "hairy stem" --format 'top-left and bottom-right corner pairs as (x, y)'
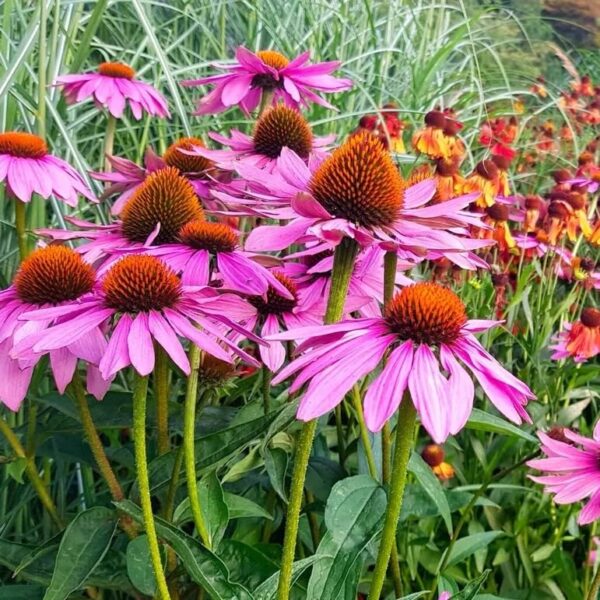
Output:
(154, 346), (170, 455)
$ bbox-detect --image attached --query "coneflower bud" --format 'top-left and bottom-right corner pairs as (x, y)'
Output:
(421, 443), (445, 467)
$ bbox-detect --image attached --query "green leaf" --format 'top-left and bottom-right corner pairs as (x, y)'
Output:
(14, 532), (62, 577)
(466, 408), (537, 443)
(451, 570), (490, 599)
(264, 447), (289, 502)
(126, 536), (156, 597)
(0, 539), (131, 590)
(307, 475), (387, 599)
(408, 452), (453, 535)
(254, 556), (320, 600)
(43, 507), (117, 600)
(7, 456), (27, 484)
(396, 594), (429, 600)
(223, 492), (273, 521)
(117, 500), (253, 600)
(199, 471), (229, 548)
(445, 532), (506, 567)
(0, 586), (44, 600)
(218, 540), (278, 591)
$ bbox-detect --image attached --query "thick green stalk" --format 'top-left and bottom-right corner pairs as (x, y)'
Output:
(352, 385), (377, 477)
(587, 566), (600, 600)
(369, 399), (417, 600)
(183, 345), (210, 547)
(154, 346), (170, 455)
(383, 250), (398, 306)
(277, 237), (359, 600)
(258, 89), (274, 115)
(14, 199), (28, 262)
(70, 374), (137, 539)
(262, 367), (272, 415)
(0, 417), (63, 528)
(132, 373), (171, 600)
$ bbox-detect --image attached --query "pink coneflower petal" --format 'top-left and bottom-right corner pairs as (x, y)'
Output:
(50, 347), (78, 394)
(128, 312), (155, 376)
(100, 313), (133, 379)
(148, 310), (189, 374)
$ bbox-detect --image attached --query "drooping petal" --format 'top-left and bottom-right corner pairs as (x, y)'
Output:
(127, 312), (155, 376)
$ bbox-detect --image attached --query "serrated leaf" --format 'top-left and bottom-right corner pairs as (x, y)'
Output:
(126, 536), (156, 597)
(117, 500), (252, 600)
(408, 452), (453, 535)
(43, 507), (117, 600)
(254, 556), (320, 600)
(466, 408), (536, 442)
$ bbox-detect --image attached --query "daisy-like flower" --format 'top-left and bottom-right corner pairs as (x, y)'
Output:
(93, 138), (217, 215)
(270, 282), (534, 443)
(0, 246), (108, 410)
(243, 271), (325, 372)
(145, 219), (293, 299)
(412, 110), (465, 160)
(22, 254), (260, 380)
(0, 132), (95, 205)
(551, 307), (600, 362)
(39, 167), (205, 266)
(54, 62), (170, 119)
(182, 47), (352, 115)
(461, 160), (501, 208)
(186, 104), (334, 172)
(244, 132), (488, 259)
(528, 423), (600, 524)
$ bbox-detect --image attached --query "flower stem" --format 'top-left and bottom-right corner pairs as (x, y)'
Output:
(14, 199), (29, 262)
(103, 114), (117, 172)
(0, 417), (63, 528)
(588, 565), (600, 600)
(258, 89), (275, 116)
(383, 250), (397, 306)
(369, 398), (417, 600)
(69, 373), (137, 539)
(154, 346), (170, 455)
(277, 237), (359, 600)
(132, 372), (171, 600)
(183, 344), (210, 547)
(262, 367), (272, 415)
(352, 385), (377, 477)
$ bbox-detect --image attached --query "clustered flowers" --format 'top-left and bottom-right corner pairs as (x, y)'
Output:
(3, 43), (600, 600)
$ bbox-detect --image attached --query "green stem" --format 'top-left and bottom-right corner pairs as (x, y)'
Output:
(262, 368), (272, 415)
(0, 417), (63, 528)
(164, 446), (184, 522)
(70, 374), (137, 539)
(154, 346), (170, 456)
(183, 345), (210, 547)
(588, 565), (600, 600)
(132, 373), (171, 600)
(383, 250), (398, 306)
(14, 199), (28, 262)
(276, 419), (317, 600)
(103, 114), (117, 172)
(352, 385), (377, 477)
(277, 237), (359, 600)
(369, 399), (417, 600)
(381, 423), (391, 484)
(258, 89), (275, 116)
(334, 404), (346, 466)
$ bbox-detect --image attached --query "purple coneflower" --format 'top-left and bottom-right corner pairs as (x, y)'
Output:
(21, 254), (260, 380)
(0, 132), (95, 205)
(182, 47), (352, 115)
(243, 133), (490, 259)
(54, 62), (170, 119)
(529, 424), (600, 524)
(0, 246), (109, 410)
(270, 281), (534, 443)
(187, 105), (334, 172)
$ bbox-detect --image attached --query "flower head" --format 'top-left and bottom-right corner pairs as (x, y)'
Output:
(0, 132), (95, 205)
(529, 423), (600, 524)
(270, 281), (533, 442)
(182, 47), (352, 115)
(54, 62), (170, 119)
(551, 307), (600, 362)
(20, 254), (260, 379)
(0, 246), (106, 409)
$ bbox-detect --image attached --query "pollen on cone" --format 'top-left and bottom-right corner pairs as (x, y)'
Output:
(253, 105), (313, 159)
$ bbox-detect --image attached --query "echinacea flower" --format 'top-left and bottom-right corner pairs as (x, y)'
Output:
(528, 423), (600, 524)
(54, 62), (170, 119)
(270, 282), (534, 443)
(39, 167), (205, 266)
(0, 132), (95, 205)
(182, 47), (352, 115)
(145, 219), (294, 298)
(21, 254), (260, 379)
(187, 104), (334, 172)
(243, 271), (325, 372)
(0, 246), (108, 410)
(244, 132), (488, 260)
(93, 138), (217, 215)
(551, 307), (600, 362)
